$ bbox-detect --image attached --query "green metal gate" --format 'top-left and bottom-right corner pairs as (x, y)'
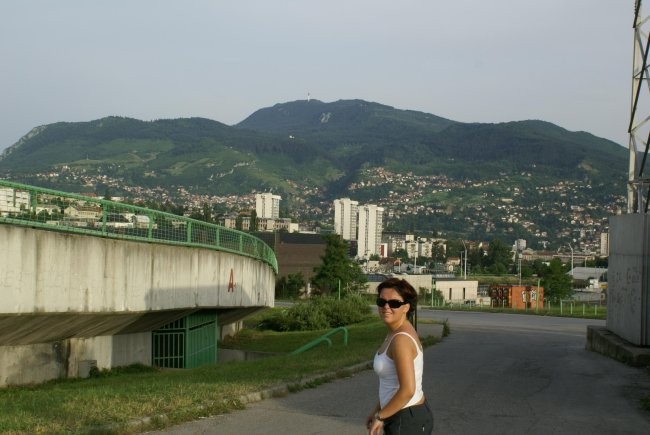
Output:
(152, 311), (218, 369)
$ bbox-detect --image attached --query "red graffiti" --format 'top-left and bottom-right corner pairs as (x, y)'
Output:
(228, 269), (235, 292)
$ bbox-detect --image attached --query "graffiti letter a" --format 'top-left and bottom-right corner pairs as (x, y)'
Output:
(228, 269), (235, 292)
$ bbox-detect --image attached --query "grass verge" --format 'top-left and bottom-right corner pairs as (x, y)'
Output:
(0, 317), (442, 434)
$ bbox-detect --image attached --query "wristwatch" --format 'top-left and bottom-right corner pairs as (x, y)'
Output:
(374, 411), (385, 422)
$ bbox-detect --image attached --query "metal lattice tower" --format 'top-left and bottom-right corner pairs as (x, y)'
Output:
(629, 0), (650, 213)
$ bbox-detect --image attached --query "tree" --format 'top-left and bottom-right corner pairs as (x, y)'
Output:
(392, 248), (409, 263)
(275, 272), (306, 299)
(250, 210), (258, 232)
(484, 239), (513, 275)
(540, 258), (572, 301)
(585, 257), (608, 268)
(35, 210), (50, 222)
(446, 239), (465, 258)
(431, 244), (446, 263)
(189, 202), (213, 223)
(467, 245), (485, 274)
(311, 234), (367, 295)
(519, 260), (535, 278)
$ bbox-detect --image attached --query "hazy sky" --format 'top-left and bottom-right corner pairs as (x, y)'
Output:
(0, 1), (633, 152)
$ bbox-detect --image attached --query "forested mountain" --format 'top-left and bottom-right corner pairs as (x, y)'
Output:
(0, 99), (628, 246)
(238, 100), (624, 181)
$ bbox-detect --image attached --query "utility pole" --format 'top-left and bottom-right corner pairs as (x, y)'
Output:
(413, 240), (418, 274)
(629, 0), (650, 212)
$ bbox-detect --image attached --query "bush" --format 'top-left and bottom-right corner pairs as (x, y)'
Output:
(257, 304), (329, 331)
(257, 294), (373, 331)
(313, 294), (372, 327)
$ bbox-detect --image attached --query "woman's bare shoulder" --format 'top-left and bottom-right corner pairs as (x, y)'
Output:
(391, 332), (422, 351)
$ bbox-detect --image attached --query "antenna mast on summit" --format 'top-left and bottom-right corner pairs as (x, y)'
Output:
(629, 0), (650, 213)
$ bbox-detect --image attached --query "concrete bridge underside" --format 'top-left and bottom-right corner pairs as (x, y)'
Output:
(0, 224), (275, 386)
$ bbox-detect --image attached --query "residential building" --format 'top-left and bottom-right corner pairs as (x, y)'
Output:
(357, 204), (384, 259)
(513, 239), (526, 252)
(0, 187), (30, 215)
(333, 198), (358, 241)
(381, 232), (408, 256)
(64, 205), (102, 220)
(255, 193), (281, 219)
(600, 232), (609, 257)
(218, 215), (238, 229)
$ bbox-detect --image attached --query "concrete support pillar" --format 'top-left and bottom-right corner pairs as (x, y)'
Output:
(607, 214), (650, 346)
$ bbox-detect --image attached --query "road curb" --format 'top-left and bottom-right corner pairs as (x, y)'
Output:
(237, 360), (374, 405)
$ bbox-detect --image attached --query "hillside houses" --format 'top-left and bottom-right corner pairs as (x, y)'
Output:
(7, 158), (623, 254)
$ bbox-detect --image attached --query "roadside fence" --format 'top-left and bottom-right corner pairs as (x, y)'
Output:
(426, 297), (606, 319)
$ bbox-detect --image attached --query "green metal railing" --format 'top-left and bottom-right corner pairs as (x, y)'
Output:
(0, 179), (278, 273)
(290, 327), (349, 355)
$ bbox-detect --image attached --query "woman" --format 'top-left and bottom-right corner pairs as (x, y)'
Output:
(366, 277), (433, 434)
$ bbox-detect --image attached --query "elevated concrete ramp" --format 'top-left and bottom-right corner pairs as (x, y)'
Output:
(0, 224), (275, 385)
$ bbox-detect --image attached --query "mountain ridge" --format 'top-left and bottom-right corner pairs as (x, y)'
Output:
(0, 99), (628, 245)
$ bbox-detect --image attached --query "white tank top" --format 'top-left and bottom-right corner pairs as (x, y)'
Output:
(373, 331), (424, 409)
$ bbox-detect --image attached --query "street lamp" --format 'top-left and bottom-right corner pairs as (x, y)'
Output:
(566, 244), (574, 277)
(461, 240), (467, 279)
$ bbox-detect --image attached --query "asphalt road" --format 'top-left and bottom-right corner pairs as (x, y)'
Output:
(148, 310), (650, 434)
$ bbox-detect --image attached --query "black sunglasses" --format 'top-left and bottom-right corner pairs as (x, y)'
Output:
(376, 298), (408, 309)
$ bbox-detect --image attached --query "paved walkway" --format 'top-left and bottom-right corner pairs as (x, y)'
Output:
(148, 312), (650, 434)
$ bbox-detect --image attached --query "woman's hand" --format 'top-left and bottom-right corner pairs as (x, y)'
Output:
(367, 415), (384, 435)
(366, 403), (380, 432)
(365, 412), (373, 430)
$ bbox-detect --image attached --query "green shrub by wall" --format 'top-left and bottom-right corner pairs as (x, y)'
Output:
(258, 294), (372, 331)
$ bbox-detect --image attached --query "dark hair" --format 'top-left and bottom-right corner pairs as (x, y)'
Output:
(377, 277), (418, 315)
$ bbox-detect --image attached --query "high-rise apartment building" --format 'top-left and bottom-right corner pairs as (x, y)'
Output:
(600, 232), (609, 257)
(333, 198), (359, 241)
(357, 204), (384, 259)
(255, 193), (281, 219)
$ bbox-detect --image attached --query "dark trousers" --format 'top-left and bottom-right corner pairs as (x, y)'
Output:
(383, 400), (434, 434)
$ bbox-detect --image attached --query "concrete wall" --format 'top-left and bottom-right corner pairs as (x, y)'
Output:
(0, 333), (151, 386)
(0, 224), (276, 385)
(0, 342), (68, 386)
(607, 214), (650, 346)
